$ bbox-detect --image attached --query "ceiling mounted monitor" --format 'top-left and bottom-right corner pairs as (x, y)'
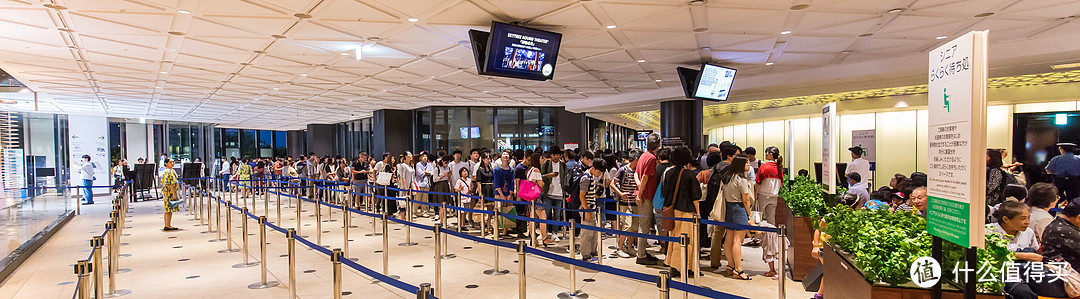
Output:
(692, 63), (737, 101)
(474, 21), (563, 81)
(676, 67), (699, 98)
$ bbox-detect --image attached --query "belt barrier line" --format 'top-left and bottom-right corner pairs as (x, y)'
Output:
(242, 176), (762, 299)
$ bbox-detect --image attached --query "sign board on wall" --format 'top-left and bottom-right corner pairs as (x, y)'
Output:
(4, 149), (26, 197)
(927, 31), (988, 249)
(822, 102), (838, 194)
(851, 129), (877, 171)
(68, 115), (110, 193)
(563, 143), (579, 151)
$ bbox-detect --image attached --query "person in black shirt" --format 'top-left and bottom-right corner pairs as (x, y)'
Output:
(661, 146), (702, 278)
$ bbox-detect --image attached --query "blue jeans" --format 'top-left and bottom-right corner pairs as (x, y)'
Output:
(542, 194), (564, 234)
(83, 179), (94, 203)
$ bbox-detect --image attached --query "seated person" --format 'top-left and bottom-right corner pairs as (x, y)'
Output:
(844, 172), (869, 208)
(889, 192), (911, 213)
(990, 201), (1068, 299)
(863, 190), (890, 211)
(1042, 201), (1080, 269)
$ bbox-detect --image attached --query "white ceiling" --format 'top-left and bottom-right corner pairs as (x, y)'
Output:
(0, 0), (1078, 130)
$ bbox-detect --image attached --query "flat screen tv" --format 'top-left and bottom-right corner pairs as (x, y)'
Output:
(635, 130), (653, 141)
(676, 67), (699, 98)
(468, 29), (494, 76)
(480, 21), (563, 81)
(693, 63), (737, 101)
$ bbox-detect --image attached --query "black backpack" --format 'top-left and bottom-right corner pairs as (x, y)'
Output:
(564, 163), (589, 199)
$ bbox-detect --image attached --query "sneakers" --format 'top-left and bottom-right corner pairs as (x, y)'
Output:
(636, 254), (659, 265)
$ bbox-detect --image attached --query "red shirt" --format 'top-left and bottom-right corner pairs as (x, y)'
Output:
(636, 150), (658, 201)
(755, 161), (784, 185)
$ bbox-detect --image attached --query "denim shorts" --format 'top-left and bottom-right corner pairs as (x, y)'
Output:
(725, 202), (749, 226)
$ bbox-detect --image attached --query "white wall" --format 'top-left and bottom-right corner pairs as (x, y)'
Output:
(68, 115), (109, 193)
(125, 123), (150, 164)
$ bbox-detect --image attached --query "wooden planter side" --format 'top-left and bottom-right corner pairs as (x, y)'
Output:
(777, 197), (819, 281)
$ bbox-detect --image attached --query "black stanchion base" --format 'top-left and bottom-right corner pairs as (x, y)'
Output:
(200, 230), (215, 234)
(232, 262), (259, 268)
(103, 289), (132, 297)
(398, 242), (419, 247)
(483, 269), (509, 276)
(208, 238), (227, 242)
(217, 249), (241, 253)
(557, 291), (589, 299)
(372, 275), (401, 284)
(441, 254), (457, 260)
(247, 281), (280, 289)
(103, 269), (132, 275)
(364, 233), (383, 236)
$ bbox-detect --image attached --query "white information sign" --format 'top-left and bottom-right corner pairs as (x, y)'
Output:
(822, 102), (838, 194)
(927, 31), (988, 249)
(851, 130), (876, 163)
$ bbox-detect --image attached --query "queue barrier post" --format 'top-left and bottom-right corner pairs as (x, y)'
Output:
(657, 271), (671, 299)
(248, 216), (280, 289)
(483, 202), (507, 276)
(296, 187), (303, 237)
(382, 211), (391, 277)
(434, 224), (442, 299)
(233, 208), (257, 268)
(456, 192), (463, 234)
(691, 216), (701, 285)
(264, 180), (270, 217)
(75, 260), (91, 299)
(326, 185), (333, 223)
(332, 248), (343, 299)
(212, 195), (224, 242)
(400, 189), (417, 246)
(287, 228), (297, 299)
(778, 225), (787, 299)
(596, 210), (603, 265)
(517, 240), (526, 299)
(316, 191), (323, 245)
(679, 233), (689, 299)
(529, 201), (536, 247)
(277, 185), (282, 224)
(417, 283), (432, 299)
(557, 221), (585, 298)
(439, 202), (453, 259)
(219, 200), (239, 253)
(343, 204), (350, 260)
(91, 236), (104, 299)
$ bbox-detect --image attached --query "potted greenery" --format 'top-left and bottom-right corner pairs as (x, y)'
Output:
(776, 175), (828, 281)
(819, 205), (1010, 298)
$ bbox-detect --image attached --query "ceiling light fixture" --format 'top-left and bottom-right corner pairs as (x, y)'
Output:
(1051, 62), (1080, 70)
(355, 45), (362, 60)
(407, 18), (419, 22)
(341, 52), (349, 56)
(655, 79), (662, 82)
(637, 59), (646, 63)
(160, 71), (168, 74)
(606, 25), (617, 29)
(780, 31), (791, 35)
(790, 4), (810, 10)
(858, 33), (874, 38)
(177, 9), (191, 14)
(300, 74), (307, 76)
(974, 12), (995, 17)
(886, 8), (904, 14)
(765, 62), (774, 66)
(936, 35), (948, 39)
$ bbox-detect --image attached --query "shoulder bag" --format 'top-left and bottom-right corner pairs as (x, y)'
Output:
(518, 168), (541, 201)
(661, 168), (685, 232)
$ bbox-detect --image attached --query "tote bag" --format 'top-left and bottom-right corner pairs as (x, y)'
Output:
(661, 169), (685, 232)
(517, 168), (542, 201)
(376, 172), (393, 186)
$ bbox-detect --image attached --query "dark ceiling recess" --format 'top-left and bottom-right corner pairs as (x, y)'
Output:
(0, 68), (27, 87)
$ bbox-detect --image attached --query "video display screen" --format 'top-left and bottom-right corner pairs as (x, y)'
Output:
(693, 64), (737, 101)
(459, 127), (481, 139)
(635, 130), (653, 141)
(484, 21), (562, 81)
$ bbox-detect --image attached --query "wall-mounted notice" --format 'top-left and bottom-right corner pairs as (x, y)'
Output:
(926, 31), (988, 249)
(822, 102), (838, 194)
(852, 129), (877, 171)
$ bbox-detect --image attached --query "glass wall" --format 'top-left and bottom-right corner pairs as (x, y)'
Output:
(587, 117), (636, 152)
(212, 128), (289, 159)
(165, 121), (210, 163)
(2, 111), (73, 262)
(413, 107), (560, 154)
(337, 118), (373, 158)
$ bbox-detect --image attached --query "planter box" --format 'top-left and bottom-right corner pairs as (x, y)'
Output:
(776, 197), (818, 281)
(822, 244), (1004, 299)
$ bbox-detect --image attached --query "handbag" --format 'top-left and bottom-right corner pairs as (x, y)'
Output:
(1048, 257), (1080, 297)
(518, 180), (541, 201)
(661, 168), (685, 232)
(168, 199), (183, 210)
(376, 172), (392, 186)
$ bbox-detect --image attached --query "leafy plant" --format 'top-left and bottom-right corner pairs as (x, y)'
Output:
(820, 204), (1011, 294)
(780, 176), (827, 218)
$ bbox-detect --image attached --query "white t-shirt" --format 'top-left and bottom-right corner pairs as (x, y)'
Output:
(986, 223), (1039, 252)
(79, 162), (95, 181)
(846, 157), (871, 189)
(549, 169), (563, 198)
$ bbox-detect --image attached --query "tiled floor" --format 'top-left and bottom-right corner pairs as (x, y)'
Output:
(0, 189), (816, 299)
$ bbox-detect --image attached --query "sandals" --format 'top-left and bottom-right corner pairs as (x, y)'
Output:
(541, 236), (555, 247)
(731, 268), (751, 280)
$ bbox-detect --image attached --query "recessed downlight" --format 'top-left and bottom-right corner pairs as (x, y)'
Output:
(790, 4), (810, 10)
(936, 35), (948, 39)
(168, 31), (185, 36)
(780, 30), (791, 35)
(858, 33), (874, 38)
(637, 59), (646, 63)
(271, 34), (286, 39)
(177, 9), (191, 14)
(606, 25), (617, 29)
(974, 12), (995, 17)
(294, 13), (312, 19)
(407, 18), (419, 22)
(765, 62), (774, 66)
(886, 8), (904, 14)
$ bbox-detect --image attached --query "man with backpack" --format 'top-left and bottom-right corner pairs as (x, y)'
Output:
(564, 151), (595, 238)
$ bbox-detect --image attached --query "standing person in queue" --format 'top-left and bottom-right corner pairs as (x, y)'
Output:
(234, 157), (253, 198)
(755, 146), (784, 227)
(161, 158), (180, 231)
(634, 133), (662, 265)
(414, 152), (434, 217)
(846, 146), (871, 189)
(577, 157), (607, 262)
(720, 154), (753, 280)
(523, 153), (554, 246)
(476, 153), (496, 233)
(351, 153), (370, 207)
(78, 154), (95, 205)
(397, 152), (415, 219)
(541, 147), (568, 240)
(661, 146), (702, 278)
(613, 149), (642, 258)
(493, 151), (516, 237)
(431, 155), (453, 220)
(1046, 142), (1080, 206)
